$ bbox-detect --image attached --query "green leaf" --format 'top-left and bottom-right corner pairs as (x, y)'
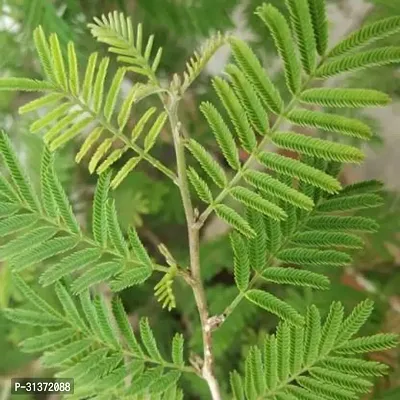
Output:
(131, 107), (157, 142)
(82, 52), (98, 103)
(93, 296), (120, 348)
(272, 132), (365, 163)
(321, 357), (389, 377)
(287, 109), (372, 140)
(264, 335), (279, 390)
(256, 4), (302, 94)
(317, 193), (383, 212)
(213, 77), (257, 153)
(225, 64), (269, 134)
(19, 93), (64, 114)
(285, 0), (317, 74)
(300, 88), (391, 108)
(303, 305), (322, 366)
(144, 112), (167, 152)
(171, 333), (184, 367)
(277, 323), (291, 382)
(88, 138), (113, 174)
(0, 202), (19, 217)
(39, 248), (101, 286)
(297, 376), (356, 400)
(41, 339), (93, 367)
(307, 0), (328, 55)
(3, 308), (62, 326)
(187, 167), (213, 204)
(230, 371), (245, 400)
(0, 214), (38, 237)
(306, 215), (379, 232)
(0, 78), (54, 91)
(30, 103), (71, 134)
(127, 227), (153, 269)
(49, 116), (94, 151)
(291, 231), (364, 249)
(104, 68), (125, 122)
(112, 297), (144, 356)
(319, 301), (344, 356)
(67, 42), (79, 96)
(200, 102), (240, 170)
(47, 166), (81, 234)
(246, 208), (267, 273)
(33, 26), (55, 81)
(12, 274), (62, 319)
(328, 16), (400, 58)
(257, 152), (341, 193)
(110, 157), (140, 189)
(92, 172), (111, 247)
(310, 367), (372, 393)
(0, 226), (56, 260)
(0, 131), (41, 211)
(110, 266), (152, 291)
(277, 247), (352, 267)
(229, 38), (284, 114)
(317, 47), (400, 78)
(290, 325), (304, 375)
(186, 139), (227, 188)
(50, 33), (68, 90)
(336, 334), (399, 354)
(55, 282), (88, 333)
(92, 57), (110, 113)
(20, 328), (75, 353)
(230, 186), (287, 220)
(246, 289), (304, 326)
(139, 317), (164, 362)
(71, 261), (123, 294)
(11, 236), (79, 271)
(262, 267), (330, 290)
(244, 170), (314, 210)
(150, 371), (181, 394)
(230, 231), (250, 291)
(107, 199), (130, 256)
(336, 299), (374, 346)
(214, 204), (256, 238)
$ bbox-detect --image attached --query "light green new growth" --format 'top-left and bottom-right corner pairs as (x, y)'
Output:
(0, 0), (400, 398)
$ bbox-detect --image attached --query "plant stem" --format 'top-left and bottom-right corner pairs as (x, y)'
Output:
(166, 94), (222, 400)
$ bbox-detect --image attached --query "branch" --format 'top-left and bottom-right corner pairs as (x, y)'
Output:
(165, 93), (222, 400)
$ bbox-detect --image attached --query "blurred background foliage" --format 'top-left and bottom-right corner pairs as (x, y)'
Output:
(0, 0), (400, 399)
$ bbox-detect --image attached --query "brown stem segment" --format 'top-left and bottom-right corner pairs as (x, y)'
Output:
(166, 94), (222, 400)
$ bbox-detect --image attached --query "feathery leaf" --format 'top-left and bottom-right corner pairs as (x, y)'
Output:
(262, 267), (330, 289)
(214, 204), (256, 238)
(287, 109), (372, 140)
(328, 16), (400, 57)
(213, 77), (257, 152)
(230, 231), (250, 292)
(230, 186), (287, 220)
(186, 139), (227, 188)
(307, 0), (328, 55)
(317, 47), (400, 78)
(229, 38), (284, 114)
(272, 132), (365, 163)
(285, 0), (317, 74)
(244, 170), (314, 210)
(256, 4), (302, 94)
(300, 88), (391, 108)
(246, 289), (305, 326)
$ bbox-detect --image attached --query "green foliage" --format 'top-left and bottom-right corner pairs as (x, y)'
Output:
(3, 274), (188, 398)
(230, 300), (398, 399)
(0, 133), (154, 293)
(1, 0), (400, 398)
(0, 25), (175, 188)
